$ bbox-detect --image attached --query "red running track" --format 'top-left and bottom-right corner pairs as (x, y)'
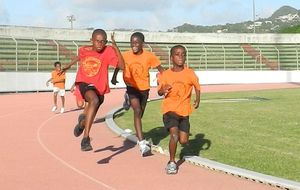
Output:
(1, 83), (298, 190)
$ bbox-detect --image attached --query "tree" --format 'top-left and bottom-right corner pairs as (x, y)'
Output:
(280, 25), (300, 33)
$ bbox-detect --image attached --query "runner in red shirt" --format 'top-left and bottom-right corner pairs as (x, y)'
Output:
(62, 29), (124, 151)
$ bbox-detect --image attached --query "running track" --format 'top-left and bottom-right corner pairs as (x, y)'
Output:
(1, 83), (299, 190)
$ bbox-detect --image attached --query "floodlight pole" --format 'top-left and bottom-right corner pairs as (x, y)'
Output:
(67, 15), (76, 29)
(253, 0), (256, 33)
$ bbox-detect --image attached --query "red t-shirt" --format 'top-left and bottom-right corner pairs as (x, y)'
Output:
(75, 46), (118, 95)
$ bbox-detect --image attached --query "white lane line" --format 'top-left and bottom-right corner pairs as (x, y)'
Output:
(37, 115), (116, 190)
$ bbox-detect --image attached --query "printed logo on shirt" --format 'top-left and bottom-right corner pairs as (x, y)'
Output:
(129, 62), (145, 81)
(81, 56), (102, 77)
(168, 81), (187, 101)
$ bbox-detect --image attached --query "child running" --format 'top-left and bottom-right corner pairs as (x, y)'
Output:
(111, 32), (164, 156)
(46, 61), (66, 114)
(157, 45), (201, 174)
(62, 29), (124, 151)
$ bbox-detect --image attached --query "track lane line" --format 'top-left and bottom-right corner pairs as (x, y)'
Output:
(36, 114), (116, 190)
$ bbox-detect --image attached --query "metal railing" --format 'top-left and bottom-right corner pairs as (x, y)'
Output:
(1, 36), (300, 72)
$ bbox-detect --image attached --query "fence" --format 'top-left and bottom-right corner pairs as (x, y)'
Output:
(1, 36), (300, 72)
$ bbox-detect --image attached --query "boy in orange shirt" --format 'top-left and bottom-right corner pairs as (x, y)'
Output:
(111, 32), (164, 156)
(46, 61), (66, 113)
(158, 45), (201, 174)
(62, 29), (124, 151)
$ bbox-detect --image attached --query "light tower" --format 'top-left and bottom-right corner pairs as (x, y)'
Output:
(67, 15), (76, 29)
(253, 0), (256, 33)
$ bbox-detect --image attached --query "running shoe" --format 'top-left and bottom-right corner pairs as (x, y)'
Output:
(51, 106), (57, 112)
(138, 140), (151, 157)
(60, 107), (65, 113)
(165, 161), (177, 174)
(81, 136), (93, 151)
(74, 114), (85, 137)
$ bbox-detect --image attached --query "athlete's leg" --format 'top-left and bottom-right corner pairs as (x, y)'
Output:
(76, 97), (85, 109)
(178, 116), (190, 145)
(169, 127), (179, 162)
(53, 92), (58, 107)
(130, 97), (144, 141)
(83, 90), (103, 138)
(139, 90), (149, 118)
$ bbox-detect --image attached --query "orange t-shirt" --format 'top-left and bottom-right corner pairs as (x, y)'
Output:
(122, 49), (160, 91)
(51, 70), (65, 89)
(158, 68), (201, 116)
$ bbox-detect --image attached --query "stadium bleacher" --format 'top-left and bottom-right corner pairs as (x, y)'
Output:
(1, 36), (299, 71)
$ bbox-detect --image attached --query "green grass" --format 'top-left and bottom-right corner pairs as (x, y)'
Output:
(114, 88), (300, 182)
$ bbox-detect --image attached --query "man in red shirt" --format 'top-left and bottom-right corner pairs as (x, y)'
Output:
(62, 29), (124, 151)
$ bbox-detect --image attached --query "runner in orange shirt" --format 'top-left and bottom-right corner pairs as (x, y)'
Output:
(46, 61), (66, 113)
(158, 45), (201, 174)
(111, 32), (164, 156)
(62, 29), (124, 151)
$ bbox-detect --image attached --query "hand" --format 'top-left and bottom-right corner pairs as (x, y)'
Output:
(111, 77), (119, 85)
(70, 86), (75, 93)
(193, 99), (200, 109)
(162, 84), (172, 96)
(111, 32), (116, 46)
(58, 70), (65, 76)
(59, 65), (70, 75)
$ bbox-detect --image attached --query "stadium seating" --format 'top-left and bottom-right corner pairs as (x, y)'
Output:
(1, 36), (299, 71)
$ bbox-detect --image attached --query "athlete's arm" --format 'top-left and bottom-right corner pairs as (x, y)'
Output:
(46, 78), (52, 86)
(111, 68), (120, 85)
(111, 32), (125, 70)
(60, 56), (79, 74)
(156, 65), (164, 73)
(193, 89), (201, 109)
(158, 84), (172, 96)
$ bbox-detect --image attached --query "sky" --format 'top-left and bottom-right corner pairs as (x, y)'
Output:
(1, 0), (300, 31)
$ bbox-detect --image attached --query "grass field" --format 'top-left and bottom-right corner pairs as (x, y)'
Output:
(114, 88), (300, 182)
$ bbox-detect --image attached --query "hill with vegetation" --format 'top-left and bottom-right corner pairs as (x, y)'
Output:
(168, 6), (300, 33)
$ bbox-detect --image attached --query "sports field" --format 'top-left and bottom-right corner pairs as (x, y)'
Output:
(114, 88), (300, 182)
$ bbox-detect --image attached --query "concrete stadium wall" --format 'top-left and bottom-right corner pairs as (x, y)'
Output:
(1, 25), (300, 43)
(1, 71), (300, 93)
(1, 26), (300, 92)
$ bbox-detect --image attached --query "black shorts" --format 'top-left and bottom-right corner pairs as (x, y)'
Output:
(77, 82), (104, 103)
(126, 86), (149, 109)
(163, 112), (190, 133)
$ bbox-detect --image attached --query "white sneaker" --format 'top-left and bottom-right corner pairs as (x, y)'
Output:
(138, 140), (151, 157)
(51, 106), (57, 112)
(166, 161), (177, 174)
(60, 107), (65, 113)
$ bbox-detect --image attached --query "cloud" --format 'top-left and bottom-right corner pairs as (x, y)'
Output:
(38, 0), (251, 31)
(72, 0), (171, 12)
(39, 0), (175, 30)
(16, 0), (283, 31)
